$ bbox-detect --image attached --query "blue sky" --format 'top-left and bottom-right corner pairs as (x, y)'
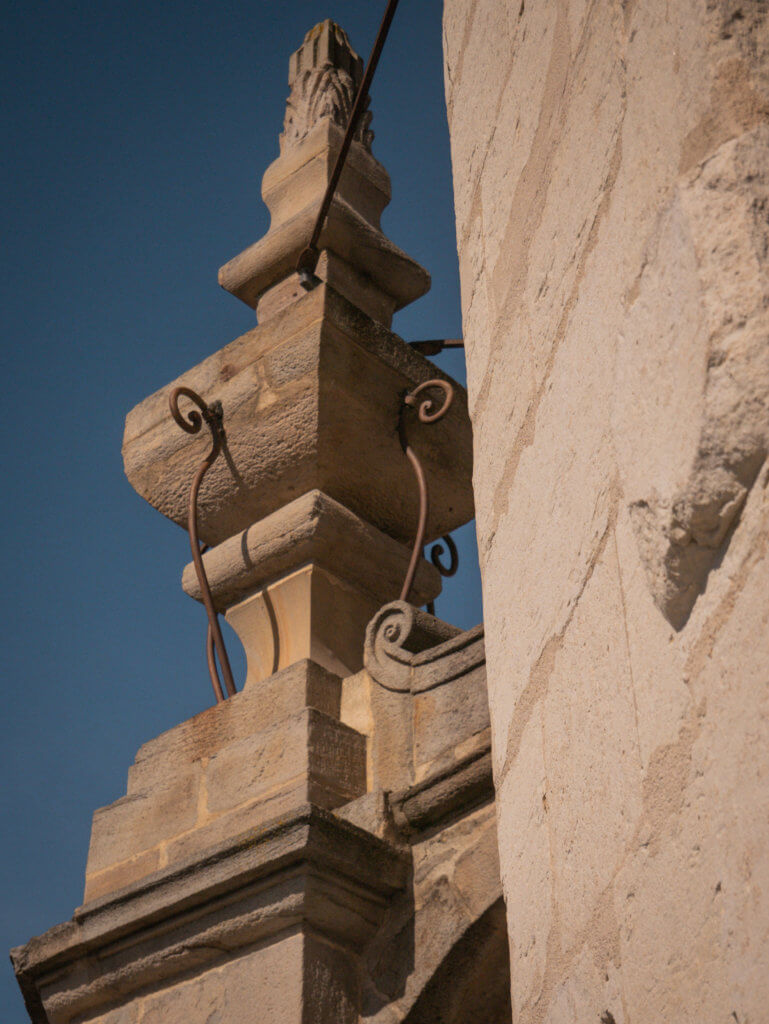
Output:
(1, 2), (481, 1016)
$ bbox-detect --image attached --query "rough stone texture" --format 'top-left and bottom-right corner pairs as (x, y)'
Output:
(220, 18), (429, 323)
(13, 616), (504, 1024)
(180, 493), (441, 685)
(12, 16), (501, 1024)
(282, 20), (372, 154)
(226, 564), (385, 684)
(123, 287), (472, 550)
(83, 663), (366, 903)
(14, 806), (408, 1024)
(181, 490), (441, 612)
(444, 1), (769, 1021)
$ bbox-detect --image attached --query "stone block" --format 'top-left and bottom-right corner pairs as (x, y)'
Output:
(181, 490), (441, 612)
(205, 708), (366, 817)
(413, 664), (489, 771)
(219, 111), (429, 320)
(85, 768), (199, 878)
(127, 660), (342, 794)
(85, 668), (364, 903)
(134, 928), (359, 1024)
(450, 812), (501, 922)
(87, 1004), (141, 1024)
(162, 788), (307, 868)
(84, 846), (162, 904)
(225, 565), (384, 685)
(139, 932), (304, 1024)
(122, 286), (473, 549)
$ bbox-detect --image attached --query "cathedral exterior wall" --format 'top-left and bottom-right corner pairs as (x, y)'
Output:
(444, 2), (769, 1020)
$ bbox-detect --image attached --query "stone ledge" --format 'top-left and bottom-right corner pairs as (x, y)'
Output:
(218, 189), (429, 315)
(12, 805), (409, 1024)
(126, 660), (342, 794)
(181, 490), (441, 611)
(84, 705), (368, 897)
(390, 743), (494, 837)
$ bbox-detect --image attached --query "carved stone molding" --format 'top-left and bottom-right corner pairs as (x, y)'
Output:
(389, 745), (494, 837)
(364, 600), (485, 693)
(280, 20), (373, 154)
(11, 805), (407, 1024)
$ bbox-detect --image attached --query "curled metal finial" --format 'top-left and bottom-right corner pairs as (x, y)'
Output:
(398, 380), (454, 604)
(425, 533), (459, 615)
(430, 533), (459, 577)
(169, 386), (237, 704)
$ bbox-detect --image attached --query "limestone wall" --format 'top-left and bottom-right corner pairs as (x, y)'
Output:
(443, 1), (769, 1020)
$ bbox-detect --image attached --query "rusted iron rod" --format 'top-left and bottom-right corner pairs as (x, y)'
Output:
(169, 386), (237, 703)
(297, 0), (401, 285)
(398, 379), (455, 604)
(408, 339), (465, 356)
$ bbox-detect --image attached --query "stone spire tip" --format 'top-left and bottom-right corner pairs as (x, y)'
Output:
(282, 19), (373, 154)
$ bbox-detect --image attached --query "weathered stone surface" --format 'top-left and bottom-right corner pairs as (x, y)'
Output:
(205, 708), (366, 816)
(13, 807), (409, 1024)
(84, 670), (366, 904)
(364, 601), (474, 693)
(282, 20), (372, 154)
(179, 494), (442, 686)
(14, 595), (502, 1024)
(364, 803), (505, 1023)
(126, 659), (342, 793)
(85, 769), (200, 881)
(445, 0), (769, 1019)
(182, 491), (440, 613)
(123, 287), (472, 549)
(139, 934), (304, 1024)
(226, 564), (385, 684)
(218, 17), (429, 326)
(614, 123), (769, 629)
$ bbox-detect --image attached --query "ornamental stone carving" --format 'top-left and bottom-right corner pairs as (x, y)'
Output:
(280, 20), (373, 154)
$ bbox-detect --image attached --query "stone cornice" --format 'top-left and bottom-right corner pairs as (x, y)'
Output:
(11, 805), (408, 1024)
(390, 741), (494, 837)
(181, 490), (441, 611)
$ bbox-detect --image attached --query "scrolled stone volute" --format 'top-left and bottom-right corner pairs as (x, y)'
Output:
(364, 601), (460, 692)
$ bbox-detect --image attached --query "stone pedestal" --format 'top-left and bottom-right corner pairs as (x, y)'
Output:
(11, 19), (501, 1024)
(181, 490), (441, 684)
(14, 802), (407, 1024)
(121, 19), (474, 685)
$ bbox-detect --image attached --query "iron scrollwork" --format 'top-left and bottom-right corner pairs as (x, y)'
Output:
(169, 386), (237, 704)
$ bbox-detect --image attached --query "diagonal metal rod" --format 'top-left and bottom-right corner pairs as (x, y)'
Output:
(297, 0), (401, 285)
(408, 339), (465, 356)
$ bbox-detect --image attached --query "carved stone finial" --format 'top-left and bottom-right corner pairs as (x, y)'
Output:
(280, 20), (373, 154)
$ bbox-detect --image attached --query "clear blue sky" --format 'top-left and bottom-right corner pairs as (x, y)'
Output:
(1, 3), (480, 1017)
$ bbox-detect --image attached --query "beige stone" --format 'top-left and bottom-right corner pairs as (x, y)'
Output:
(180, 490), (441, 684)
(85, 768), (200, 882)
(83, 676), (367, 903)
(14, 600), (504, 1024)
(122, 286), (472, 549)
(126, 659), (342, 793)
(226, 564), (383, 684)
(12, 17), (504, 1024)
(204, 707), (366, 816)
(444, 0), (769, 1019)
(219, 18), (429, 325)
(139, 934), (304, 1024)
